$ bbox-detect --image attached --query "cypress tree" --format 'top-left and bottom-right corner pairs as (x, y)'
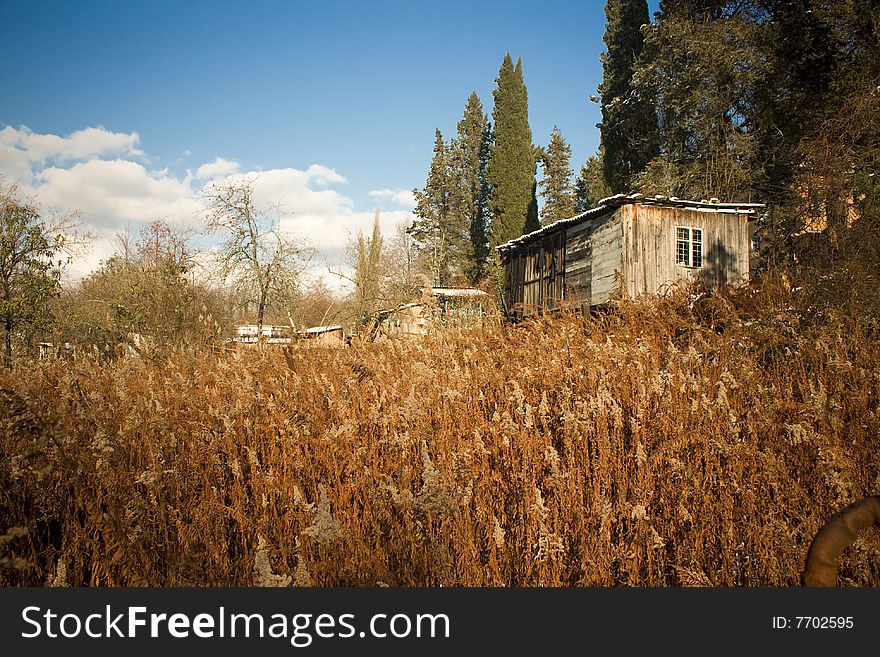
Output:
(488, 53), (536, 249)
(525, 182), (540, 233)
(598, 0), (659, 194)
(539, 126), (577, 224)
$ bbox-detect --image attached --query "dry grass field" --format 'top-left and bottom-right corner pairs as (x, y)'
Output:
(2, 275), (879, 586)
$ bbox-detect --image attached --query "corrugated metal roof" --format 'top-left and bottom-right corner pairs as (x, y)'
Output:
(430, 287), (490, 297)
(304, 324), (343, 334)
(495, 193), (765, 252)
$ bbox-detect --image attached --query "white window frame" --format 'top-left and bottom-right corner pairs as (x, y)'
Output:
(675, 226), (703, 268)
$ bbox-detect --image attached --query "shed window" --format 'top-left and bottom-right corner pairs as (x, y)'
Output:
(675, 227), (702, 268)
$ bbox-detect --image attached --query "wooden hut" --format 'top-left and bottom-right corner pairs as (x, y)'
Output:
(298, 324), (345, 348)
(373, 287), (492, 338)
(496, 194), (764, 317)
(375, 302), (429, 337)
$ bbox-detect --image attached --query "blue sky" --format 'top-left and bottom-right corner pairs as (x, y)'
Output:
(0, 0), (659, 283)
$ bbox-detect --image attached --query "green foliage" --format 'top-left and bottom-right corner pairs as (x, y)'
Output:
(751, 2), (843, 204)
(777, 78), (880, 269)
(57, 220), (224, 351)
(488, 53), (536, 249)
(749, 0), (880, 257)
(450, 92), (492, 284)
(633, 6), (759, 201)
(342, 217), (423, 333)
(631, 0), (880, 267)
(598, 0), (659, 194)
(0, 184), (63, 365)
(411, 129), (456, 284)
(351, 212), (384, 331)
(575, 152), (613, 212)
(539, 127), (577, 224)
(412, 95), (493, 286)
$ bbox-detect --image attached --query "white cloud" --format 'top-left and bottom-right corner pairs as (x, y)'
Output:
(195, 157), (240, 180)
(0, 125), (145, 191)
(62, 234), (125, 282)
(305, 164), (346, 186)
(0, 125), (412, 289)
(368, 187), (416, 209)
(36, 159), (201, 230)
(0, 125), (142, 169)
(0, 138), (33, 184)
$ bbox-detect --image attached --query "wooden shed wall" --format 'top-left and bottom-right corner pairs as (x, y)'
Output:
(562, 209), (625, 307)
(582, 210), (624, 305)
(563, 219), (592, 306)
(620, 204), (750, 297)
(501, 230), (565, 315)
(503, 209), (624, 314)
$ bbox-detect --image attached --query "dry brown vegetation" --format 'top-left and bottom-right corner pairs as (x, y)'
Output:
(1, 274), (879, 586)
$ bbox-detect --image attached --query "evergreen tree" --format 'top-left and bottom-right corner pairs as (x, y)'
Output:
(525, 182), (540, 233)
(633, 0), (880, 261)
(575, 152), (613, 212)
(656, 0), (728, 21)
(632, 4), (759, 201)
(449, 92), (491, 284)
(411, 129), (454, 285)
(749, 0), (880, 257)
(752, 1), (856, 205)
(487, 53), (536, 249)
(598, 0), (659, 194)
(539, 127), (577, 224)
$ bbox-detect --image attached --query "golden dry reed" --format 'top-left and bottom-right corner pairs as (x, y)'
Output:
(1, 277), (879, 586)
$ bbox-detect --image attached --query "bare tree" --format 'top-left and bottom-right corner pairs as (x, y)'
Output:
(382, 220), (422, 303)
(203, 179), (305, 338)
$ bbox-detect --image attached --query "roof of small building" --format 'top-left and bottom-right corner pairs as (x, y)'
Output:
(236, 324), (293, 334)
(429, 287), (490, 298)
(495, 193), (765, 253)
(303, 324), (343, 334)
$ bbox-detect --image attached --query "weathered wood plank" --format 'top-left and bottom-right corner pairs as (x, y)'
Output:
(589, 210), (623, 305)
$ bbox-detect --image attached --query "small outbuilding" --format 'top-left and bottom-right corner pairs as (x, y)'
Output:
(298, 324), (345, 348)
(496, 194), (764, 317)
(234, 325), (294, 344)
(372, 287), (492, 338)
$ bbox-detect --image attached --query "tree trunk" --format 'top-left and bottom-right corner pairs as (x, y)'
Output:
(3, 318), (12, 367)
(256, 288), (268, 345)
